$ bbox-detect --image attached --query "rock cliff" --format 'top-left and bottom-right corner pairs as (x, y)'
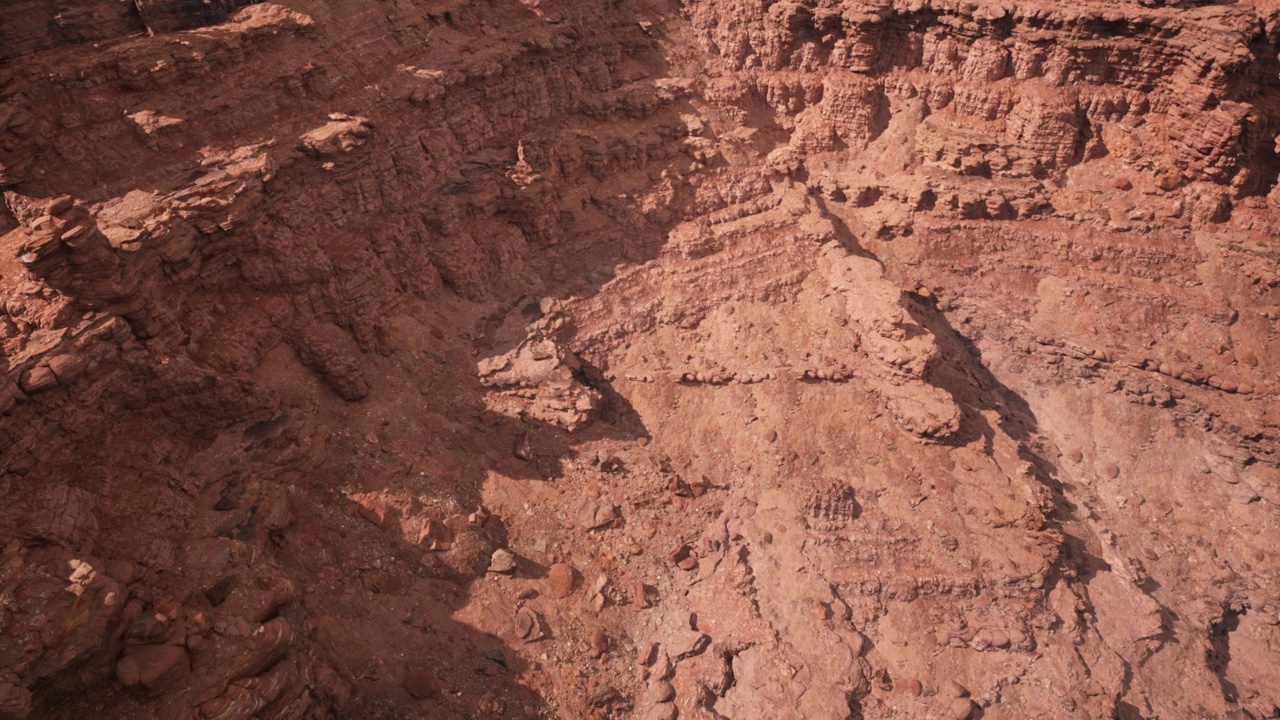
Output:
(2, 0), (1279, 718)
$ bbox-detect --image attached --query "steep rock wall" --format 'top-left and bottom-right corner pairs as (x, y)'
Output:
(1, 1), (1278, 719)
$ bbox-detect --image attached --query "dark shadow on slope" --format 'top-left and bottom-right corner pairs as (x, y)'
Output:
(16, 0), (686, 717)
(898, 291), (1112, 586)
(1207, 605), (1243, 704)
(811, 181), (1112, 595)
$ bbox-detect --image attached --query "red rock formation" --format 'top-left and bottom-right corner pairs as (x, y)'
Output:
(2, 0), (1279, 718)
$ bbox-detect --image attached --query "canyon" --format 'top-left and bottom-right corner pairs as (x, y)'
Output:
(2, 0), (1279, 718)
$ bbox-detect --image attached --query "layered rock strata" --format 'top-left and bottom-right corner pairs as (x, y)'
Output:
(2, 1), (1278, 719)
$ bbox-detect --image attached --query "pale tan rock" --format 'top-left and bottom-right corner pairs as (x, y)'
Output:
(488, 548), (517, 574)
(648, 680), (675, 704)
(948, 697), (976, 720)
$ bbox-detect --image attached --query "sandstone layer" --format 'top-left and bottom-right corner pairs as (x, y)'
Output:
(2, 0), (1279, 719)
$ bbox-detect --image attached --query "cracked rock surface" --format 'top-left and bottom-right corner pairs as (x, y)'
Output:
(2, 0), (1280, 718)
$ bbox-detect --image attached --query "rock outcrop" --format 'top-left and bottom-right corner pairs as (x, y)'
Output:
(2, 0), (1279, 718)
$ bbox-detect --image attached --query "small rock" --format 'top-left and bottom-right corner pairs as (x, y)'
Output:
(941, 679), (969, 699)
(971, 628), (991, 650)
(988, 628), (1011, 649)
(638, 642), (658, 667)
(634, 581), (652, 608)
(1066, 449), (1083, 464)
(651, 653), (673, 681)
(403, 666), (440, 699)
(20, 364), (58, 393)
(933, 627), (952, 646)
(477, 692), (506, 715)
(116, 644), (190, 691)
(590, 628), (609, 657)
(417, 519), (453, 551)
(514, 431), (533, 461)
(353, 489), (391, 525)
(590, 574), (608, 595)
(765, 429), (778, 443)
(646, 704), (678, 720)
(973, 627), (1009, 650)
(949, 697), (976, 720)
(488, 549), (517, 574)
(900, 677), (923, 697)
(515, 607), (545, 642)
(579, 497), (618, 529)
(648, 680), (676, 704)
(1101, 462), (1120, 479)
(0, 683), (31, 719)
(589, 684), (624, 708)
(670, 544), (696, 570)
(1008, 628), (1027, 647)
(547, 563), (576, 598)
(48, 195), (75, 214)
(1156, 172), (1183, 191)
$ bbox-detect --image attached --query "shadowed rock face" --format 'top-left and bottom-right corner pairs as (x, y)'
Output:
(1, 0), (1279, 718)
(0, 0), (262, 62)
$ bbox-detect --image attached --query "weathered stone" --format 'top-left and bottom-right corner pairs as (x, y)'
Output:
(489, 548), (518, 574)
(116, 645), (190, 692)
(402, 666), (440, 699)
(547, 563), (576, 599)
(590, 628), (608, 657)
(948, 697), (976, 720)
(638, 642), (658, 667)
(648, 680), (675, 704)
(515, 607), (545, 642)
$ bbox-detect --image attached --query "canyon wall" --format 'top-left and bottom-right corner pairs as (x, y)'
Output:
(1, 0), (1278, 718)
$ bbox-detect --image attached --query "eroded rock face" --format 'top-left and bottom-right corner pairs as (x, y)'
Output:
(2, 0), (1279, 718)
(477, 299), (600, 431)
